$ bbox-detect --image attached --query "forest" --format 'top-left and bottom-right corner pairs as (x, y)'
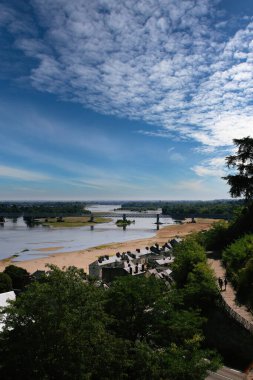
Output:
(119, 200), (243, 219)
(0, 202), (90, 217)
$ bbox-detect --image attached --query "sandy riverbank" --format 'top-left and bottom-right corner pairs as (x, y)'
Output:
(0, 218), (218, 274)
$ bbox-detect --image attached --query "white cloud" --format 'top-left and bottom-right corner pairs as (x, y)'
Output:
(0, 165), (51, 181)
(192, 157), (226, 177)
(3, 0), (253, 151)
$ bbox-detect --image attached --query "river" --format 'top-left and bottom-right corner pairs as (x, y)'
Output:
(0, 205), (174, 261)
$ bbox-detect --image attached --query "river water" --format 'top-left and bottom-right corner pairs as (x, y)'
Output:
(0, 204), (174, 261)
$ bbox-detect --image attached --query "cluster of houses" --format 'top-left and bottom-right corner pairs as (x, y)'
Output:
(89, 238), (182, 286)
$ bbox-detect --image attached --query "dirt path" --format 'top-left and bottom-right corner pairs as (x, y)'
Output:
(208, 257), (253, 328)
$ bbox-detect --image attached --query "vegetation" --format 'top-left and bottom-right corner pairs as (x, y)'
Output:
(0, 265), (221, 379)
(171, 237), (219, 311)
(118, 200), (242, 219)
(115, 218), (134, 227)
(41, 216), (111, 228)
(162, 200), (242, 219)
(197, 137), (253, 311)
(0, 272), (12, 293)
(3, 265), (31, 290)
(0, 202), (90, 218)
(222, 234), (253, 307)
(223, 136), (253, 200)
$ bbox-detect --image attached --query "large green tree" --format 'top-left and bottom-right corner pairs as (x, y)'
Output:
(0, 266), (220, 380)
(223, 136), (253, 200)
(0, 265), (128, 380)
(4, 265), (31, 290)
(0, 272), (12, 293)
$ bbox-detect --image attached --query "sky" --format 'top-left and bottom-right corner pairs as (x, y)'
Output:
(1, 0), (253, 201)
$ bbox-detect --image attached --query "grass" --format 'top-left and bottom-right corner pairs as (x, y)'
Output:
(40, 216), (112, 228)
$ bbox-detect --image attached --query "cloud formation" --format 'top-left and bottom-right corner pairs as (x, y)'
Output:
(2, 0), (253, 152)
(0, 165), (50, 181)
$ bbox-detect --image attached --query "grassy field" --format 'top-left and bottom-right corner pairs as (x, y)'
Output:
(40, 216), (112, 228)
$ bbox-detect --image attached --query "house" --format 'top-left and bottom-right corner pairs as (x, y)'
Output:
(89, 254), (128, 279)
(89, 249), (151, 280)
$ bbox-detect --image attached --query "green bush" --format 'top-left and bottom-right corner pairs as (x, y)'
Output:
(222, 234), (253, 286)
(0, 273), (12, 293)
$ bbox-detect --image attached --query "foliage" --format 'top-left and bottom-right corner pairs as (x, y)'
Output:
(0, 201), (90, 217)
(198, 203), (253, 251)
(237, 258), (253, 307)
(222, 234), (253, 285)
(222, 234), (253, 308)
(158, 336), (220, 380)
(115, 219), (133, 226)
(183, 262), (219, 310)
(223, 136), (253, 200)
(149, 290), (205, 347)
(227, 202), (253, 239)
(119, 200), (242, 219)
(4, 265), (31, 290)
(196, 221), (229, 251)
(0, 272), (12, 293)
(0, 265), (221, 380)
(0, 265), (128, 380)
(171, 238), (206, 287)
(42, 216), (111, 228)
(162, 200), (242, 219)
(105, 275), (165, 341)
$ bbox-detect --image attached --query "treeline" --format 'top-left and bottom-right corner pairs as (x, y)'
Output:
(0, 202), (90, 217)
(119, 200), (243, 219)
(162, 200), (243, 219)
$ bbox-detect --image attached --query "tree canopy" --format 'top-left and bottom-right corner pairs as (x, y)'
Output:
(4, 265), (30, 290)
(0, 272), (12, 293)
(0, 265), (220, 380)
(223, 136), (253, 200)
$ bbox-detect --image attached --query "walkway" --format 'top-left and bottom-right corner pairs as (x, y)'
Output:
(208, 257), (253, 333)
(206, 366), (246, 379)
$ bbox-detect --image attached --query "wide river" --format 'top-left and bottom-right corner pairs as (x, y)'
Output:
(0, 205), (174, 262)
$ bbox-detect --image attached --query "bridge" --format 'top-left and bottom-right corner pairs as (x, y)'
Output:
(94, 213), (173, 219)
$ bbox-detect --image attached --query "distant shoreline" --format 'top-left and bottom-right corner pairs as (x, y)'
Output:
(0, 218), (219, 274)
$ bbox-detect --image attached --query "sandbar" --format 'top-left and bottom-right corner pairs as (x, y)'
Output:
(0, 218), (218, 274)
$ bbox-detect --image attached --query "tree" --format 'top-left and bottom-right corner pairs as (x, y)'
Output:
(183, 262), (219, 310)
(171, 237), (206, 287)
(105, 275), (166, 341)
(4, 265), (31, 290)
(0, 266), (221, 380)
(223, 136), (253, 200)
(0, 265), (128, 380)
(0, 272), (12, 293)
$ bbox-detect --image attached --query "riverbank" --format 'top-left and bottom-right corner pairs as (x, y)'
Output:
(0, 218), (218, 274)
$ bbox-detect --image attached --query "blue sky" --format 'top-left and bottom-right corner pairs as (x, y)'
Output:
(1, 0), (253, 200)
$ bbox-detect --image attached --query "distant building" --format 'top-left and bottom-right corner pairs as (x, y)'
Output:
(89, 248), (151, 280)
